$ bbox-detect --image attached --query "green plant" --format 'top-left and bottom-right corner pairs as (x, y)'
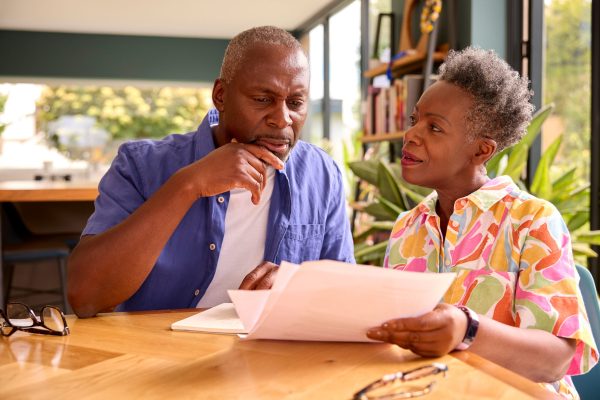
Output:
(349, 104), (600, 265)
(36, 86), (211, 142)
(0, 93), (7, 136)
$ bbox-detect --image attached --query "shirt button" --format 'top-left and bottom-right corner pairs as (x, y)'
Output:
(194, 289), (200, 296)
(209, 243), (216, 251)
(217, 196), (225, 204)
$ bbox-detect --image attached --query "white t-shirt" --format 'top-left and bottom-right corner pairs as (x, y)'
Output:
(196, 167), (275, 308)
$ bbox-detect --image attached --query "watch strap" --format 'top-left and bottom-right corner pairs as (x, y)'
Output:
(455, 305), (479, 351)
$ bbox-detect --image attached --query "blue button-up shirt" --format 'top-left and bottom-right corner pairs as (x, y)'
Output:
(83, 111), (355, 311)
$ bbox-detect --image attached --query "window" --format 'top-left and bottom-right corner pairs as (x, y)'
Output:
(0, 82), (211, 181)
(542, 0), (591, 188)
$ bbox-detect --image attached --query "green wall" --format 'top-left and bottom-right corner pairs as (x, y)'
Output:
(0, 30), (229, 83)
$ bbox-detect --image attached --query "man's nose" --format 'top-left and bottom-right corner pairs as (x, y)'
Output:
(267, 101), (292, 129)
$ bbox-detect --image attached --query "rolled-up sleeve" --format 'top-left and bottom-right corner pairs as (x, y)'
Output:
(516, 205), (598, 375)
(82, 144), (146, 236)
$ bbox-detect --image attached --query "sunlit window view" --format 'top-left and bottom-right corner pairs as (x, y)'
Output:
(0, 83), (211, 180)
(543, 0), (591, 187)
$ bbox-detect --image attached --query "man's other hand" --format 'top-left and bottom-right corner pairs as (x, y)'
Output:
(239, 261), (279, 290)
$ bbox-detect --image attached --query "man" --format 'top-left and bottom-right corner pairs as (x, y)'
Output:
(67, 26), (354, 317)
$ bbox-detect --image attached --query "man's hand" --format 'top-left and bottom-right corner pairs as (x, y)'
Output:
(181, 142), (284, 204)
(239, 261), (279, 290)
(366, 303), (468, 357)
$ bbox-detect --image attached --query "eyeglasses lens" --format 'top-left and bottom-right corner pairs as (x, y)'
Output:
(42, 307), (65, 332)
(6, 303), (34, 328)
(1, 313), (13, 336)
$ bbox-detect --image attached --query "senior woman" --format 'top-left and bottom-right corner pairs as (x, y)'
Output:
(366, 47), (598, 398)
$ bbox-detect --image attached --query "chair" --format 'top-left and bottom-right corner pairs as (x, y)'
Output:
(1, 203), (73, 313)
(572, 264), (600, 399)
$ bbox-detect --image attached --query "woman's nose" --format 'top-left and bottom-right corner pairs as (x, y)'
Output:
(404, 126), (422, 145)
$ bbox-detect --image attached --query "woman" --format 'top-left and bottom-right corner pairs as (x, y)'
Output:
(366, 47), (597, 398)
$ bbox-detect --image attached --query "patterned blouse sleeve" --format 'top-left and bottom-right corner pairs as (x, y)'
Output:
(515, 202), (598, 375)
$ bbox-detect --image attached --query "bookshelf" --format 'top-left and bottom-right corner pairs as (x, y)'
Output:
(360, 131), (405, 144)
(360, 0), (447, 145)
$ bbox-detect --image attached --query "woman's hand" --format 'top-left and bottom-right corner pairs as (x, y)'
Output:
(366, 303), (468, 357)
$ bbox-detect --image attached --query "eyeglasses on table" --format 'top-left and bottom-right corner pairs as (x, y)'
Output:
(0, 302), (70, 337)
(353, 362), (448, 399)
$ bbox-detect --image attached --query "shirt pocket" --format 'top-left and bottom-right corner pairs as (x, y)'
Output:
(278, 223), (325, 264)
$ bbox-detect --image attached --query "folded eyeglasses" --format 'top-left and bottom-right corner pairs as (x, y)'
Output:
(1, 302), (70, 337)
(353, 363), (448, 399)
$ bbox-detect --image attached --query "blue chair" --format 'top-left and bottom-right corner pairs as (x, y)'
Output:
(572, 264), (600, 399)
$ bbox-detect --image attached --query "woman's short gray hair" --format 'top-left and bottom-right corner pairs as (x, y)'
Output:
(438, 46), (534, 152)
(220, 26), (304, 84)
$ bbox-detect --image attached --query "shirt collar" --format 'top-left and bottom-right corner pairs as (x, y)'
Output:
(410, 175), (518, 222)
(194, 111), (217, 161)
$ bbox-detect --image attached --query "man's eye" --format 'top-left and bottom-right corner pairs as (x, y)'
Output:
(409, 115), (417, 126)
(431, 124), (442, 132)
(254, 97), (270, 103)
(287, 100), (304, 109)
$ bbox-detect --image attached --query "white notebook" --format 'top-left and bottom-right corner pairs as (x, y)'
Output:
(171, 303), (247, 334)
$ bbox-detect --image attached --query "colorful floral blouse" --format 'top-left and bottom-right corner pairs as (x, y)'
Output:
(384, 175), (598, 398)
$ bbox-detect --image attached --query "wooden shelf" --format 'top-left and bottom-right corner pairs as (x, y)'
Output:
(364, 51), (447, 79)
(360, 131), (405, 143)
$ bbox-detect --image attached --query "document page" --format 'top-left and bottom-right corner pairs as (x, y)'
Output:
(171, 302), (247, 334)
(228, 260), (455, 342)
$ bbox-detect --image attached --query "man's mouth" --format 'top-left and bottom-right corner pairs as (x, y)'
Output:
(401, 150), (423, 166)
(254, 138), (291, 157)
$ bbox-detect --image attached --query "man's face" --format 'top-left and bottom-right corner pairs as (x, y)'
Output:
(213, 44), (309, 161)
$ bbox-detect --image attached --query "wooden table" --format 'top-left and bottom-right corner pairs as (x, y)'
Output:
(0, 309), (556, 399)
(0, 180), (99, 307)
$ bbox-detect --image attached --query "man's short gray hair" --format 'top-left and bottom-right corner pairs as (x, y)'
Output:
(438, 46), (534, 152)
(220, 26), (304, 84)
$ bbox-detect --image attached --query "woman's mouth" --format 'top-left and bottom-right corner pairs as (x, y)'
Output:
(401, 150), (423, 166)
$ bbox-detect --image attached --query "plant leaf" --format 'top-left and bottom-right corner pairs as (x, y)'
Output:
(575, 231), (600, 245)
(364, 202), (398, 220)
(486, 149), (509, 177)
(348, 159), (378, 186)
(377, 161), (407, 210)
(566, 211), (590, 232)
(530, 135), (562, 198)
(354, 240), (389, 263)
(572, 242), (599, 258)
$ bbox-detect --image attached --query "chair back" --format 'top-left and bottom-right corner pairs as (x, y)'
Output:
(572, 264), (600, 399)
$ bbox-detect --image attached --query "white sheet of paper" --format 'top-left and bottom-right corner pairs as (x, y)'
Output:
(228, 260), (456, 342)
(170, 302), (247, 334)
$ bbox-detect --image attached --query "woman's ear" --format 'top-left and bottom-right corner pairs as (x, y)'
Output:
(212, 79), (225, 112)
(474, 138), (498, 165)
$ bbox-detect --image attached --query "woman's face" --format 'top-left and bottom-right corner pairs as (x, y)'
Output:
(401, 81), (484, 192)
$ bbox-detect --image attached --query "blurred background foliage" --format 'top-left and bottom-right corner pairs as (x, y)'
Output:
(0, 93), (7, 136)
(36, 86), (211, 143)
(544, 0), (591, 188)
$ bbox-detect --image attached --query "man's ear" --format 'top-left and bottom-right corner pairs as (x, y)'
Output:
(473, 137), (497, 165)
(212, 79), (225, 112)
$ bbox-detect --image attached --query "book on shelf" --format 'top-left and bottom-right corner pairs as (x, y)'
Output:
(363, 79), (405, 137)
(362, 75), (438, 139)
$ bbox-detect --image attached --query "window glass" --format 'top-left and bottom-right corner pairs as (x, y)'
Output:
(0, 82), (211, 181)
(543, 0), (591, 187)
